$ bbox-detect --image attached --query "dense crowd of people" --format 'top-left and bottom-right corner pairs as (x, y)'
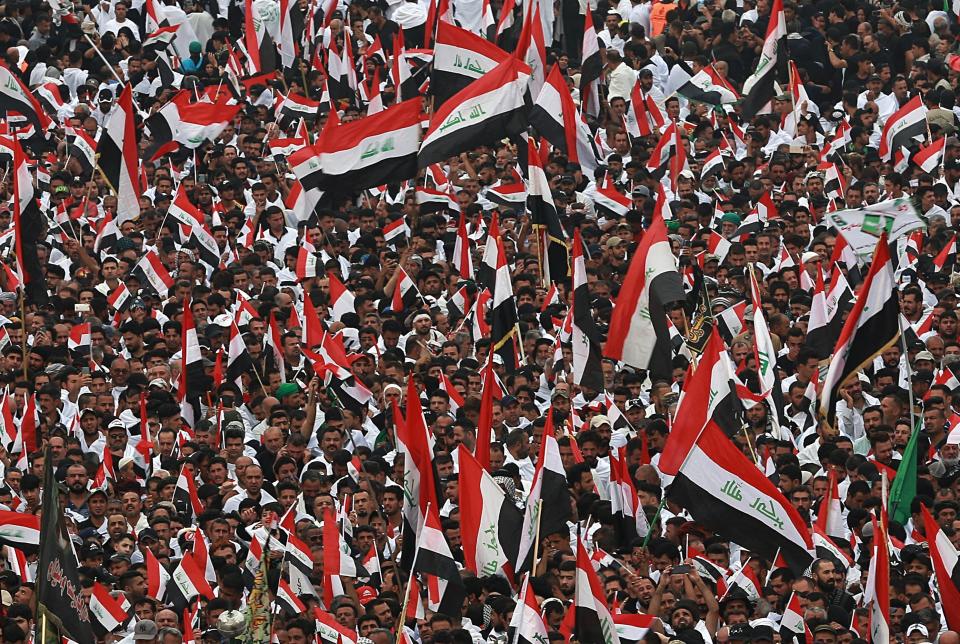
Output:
(1, 0), (960, 642)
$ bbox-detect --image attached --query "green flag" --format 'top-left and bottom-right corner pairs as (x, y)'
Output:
(889, 421), (921, 524)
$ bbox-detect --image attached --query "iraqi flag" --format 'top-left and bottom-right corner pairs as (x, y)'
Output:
(665, 63), (738, 106)
(431, 21), (511, 107)
(321, 507), (358, 606)
(244, 0), (278, 73)
(527, 137), (569, 284)
(418, 56), (530, 168)
(516, 410), (570, 572)
(814, 469), (845, 540)
(172, 95), (242, 149)
(579, 10), (601, 117)
(571, 228), (604, 392)
(173, 465), (203, 520)
(276, 578), (307, 615)
(132, 250), (174, 297)
(739, 0), (786, 119)
(68, 323), (91, 352)
(921, 505), (960, 631)
(413, 505), (467, 616)
(328, 271), (356, 320)
(572, 540), (618, 644)
(144, 546), (169, 602)
(169, 552), (214, 609)
(65, 126), (97, 173)
(89, 582), (129, 633)
(397, 382), (441, 568)
(819, 235), (899, 428)
(879, 95), (928, 161)
(863, 514), (891, 643)
(605, 207), (685, 378)
(529, 64), (579, 159)
(609, 447), (648, 542)
(614, 614), (658, 642)
(509, 574), (550, 644)
(0, 64), (50, 134)
(289, 98), (422, 194)
(914, 136), (946, 174)
(701, 147), (726, 182)
(457, 445), (523, 578)
(96, 84), (141, 224)
(391, 266), (422, 312)
(0, 511), (40, 552)
(626, 80), (665, 137)
(659, 328), (815, 574)
(490, 233), (520, 369)
(276, 92), (320, 128)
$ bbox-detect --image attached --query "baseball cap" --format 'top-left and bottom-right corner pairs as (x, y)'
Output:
(134, 620), (159, 640)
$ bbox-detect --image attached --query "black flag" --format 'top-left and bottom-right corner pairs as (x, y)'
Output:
(684, 263), (714, 355)
(35, 447), (94, 644)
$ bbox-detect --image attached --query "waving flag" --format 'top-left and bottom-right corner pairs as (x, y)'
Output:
(96, 85), (141, 224)
(660, 329), (814, 574)
(431, 21), (511, 106)
(819, 235), (899, 428)
(740, 0), (786, 118)
(457, 445), (523, 577)
(419, 56), (531, 167)
(605, 208), (685, 377)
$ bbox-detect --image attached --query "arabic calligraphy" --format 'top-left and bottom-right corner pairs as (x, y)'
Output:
(360, 137), (396, 160)
(749, 497), (785, 530)
(452, 54), (485, 74)
(437, 104), (488, 133)
(720, 479), (743, 502)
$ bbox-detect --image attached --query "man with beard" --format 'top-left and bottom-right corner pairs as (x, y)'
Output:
(930, 440), (960, 479)
(811, 558), (855, 613)
(65, 463), (91, 519)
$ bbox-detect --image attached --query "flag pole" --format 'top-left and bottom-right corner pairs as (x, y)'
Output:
(642, 496), (667, 548)
(530, 498), (543, 573)
(19, 290), (27, 381)
(396, 501), (430, 644)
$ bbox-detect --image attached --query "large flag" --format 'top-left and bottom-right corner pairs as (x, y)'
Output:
(878, 95), (928, 162)
(529, 64), (578, 157)
(457, 445), (523, 577)
(605, 207), (685, 378)
(739, 0), (786, 118)
(36, 448), (94, 643)
(571, 228), (604, 392)
(96, 85), (141, 224)
(431, 21), (511, 106)
(819, 235), (899, 428)
(573, 540), (618, 644)
(289, 99), (422, 195)
(419, 56), (530, 167)
(516, 410), (570, 572)
(921, 505), (960, 631)
(660, 330), (814, 574)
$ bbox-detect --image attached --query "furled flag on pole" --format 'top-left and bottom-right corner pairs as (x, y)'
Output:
(819, 235), (899, 428)
(605, 207), (685, 379)
(96, 85), (141, 225)
(739, 0), (786, 118)
(36, 447), (95, 643)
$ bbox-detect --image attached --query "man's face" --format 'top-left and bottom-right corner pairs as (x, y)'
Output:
(816, 562), (837, 590)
